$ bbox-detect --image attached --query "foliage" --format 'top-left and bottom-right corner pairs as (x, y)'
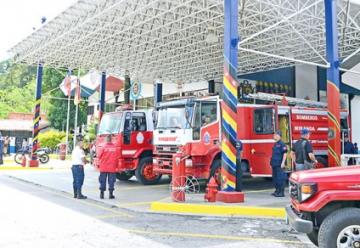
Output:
(0, 61), (37, 89)
(84, 119), (98, 143)
(0, 60), (89, 133)
(38, 130), (66, 149)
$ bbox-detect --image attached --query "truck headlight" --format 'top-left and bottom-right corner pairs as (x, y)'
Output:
(153, 158), (157, 164)
(300, 183), (317, 202)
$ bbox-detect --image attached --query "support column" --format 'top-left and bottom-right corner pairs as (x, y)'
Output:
(29, 62), (43, 167)
(124, 70), (131, 105)
(99, 71), (106, 120)
(324, 0), (341, 167)
(217, 0), (244, 202)
(154, 80), (163, 107)
(208, 80), (215, 94)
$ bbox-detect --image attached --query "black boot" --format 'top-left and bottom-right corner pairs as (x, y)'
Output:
(100, 191), (104, 199)
(271, 188), (279, 196)
(73, 187), (78, 198)
(275, 186), (285, 197)
(109, 190), (115, 199)
(77, 189), (87, 199)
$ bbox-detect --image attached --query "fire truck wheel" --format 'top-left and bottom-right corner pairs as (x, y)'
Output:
(135, 157), (162, 185)
(116, 172), (134, 181)
(209, 159), (222, 187)
(318, 208), (360, 248)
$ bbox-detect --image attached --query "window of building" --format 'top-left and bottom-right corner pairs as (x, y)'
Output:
(254, 108), (275, 134)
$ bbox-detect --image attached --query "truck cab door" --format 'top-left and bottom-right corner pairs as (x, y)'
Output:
(123, 112), (150, 151)
(250, 106), (276, 176)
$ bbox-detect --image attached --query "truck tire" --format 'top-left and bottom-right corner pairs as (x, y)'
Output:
(116, 172), (134, 181)
(318, 208), (360, 248)
(135, 157), (162, 185)
(306, 230), (319, 247)
(209, 159), (221, 187)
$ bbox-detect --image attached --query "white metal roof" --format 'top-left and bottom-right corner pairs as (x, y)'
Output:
(8, 0), (360, 83)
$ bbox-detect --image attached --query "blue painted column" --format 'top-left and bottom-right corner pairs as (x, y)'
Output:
(30, 62), (43, 167)
(221, 0), (240, 191)
(324, 0), (341, 166)
(99, 71), (106, 120)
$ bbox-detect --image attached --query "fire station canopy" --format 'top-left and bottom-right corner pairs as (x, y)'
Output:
(7, 0), (360, 83)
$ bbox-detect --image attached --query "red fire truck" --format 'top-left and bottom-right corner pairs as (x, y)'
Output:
(95, 107), (160, 185)
(153, 93), (349, 183)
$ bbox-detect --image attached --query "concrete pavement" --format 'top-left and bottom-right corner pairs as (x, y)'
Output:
(0, 175), (314, 248)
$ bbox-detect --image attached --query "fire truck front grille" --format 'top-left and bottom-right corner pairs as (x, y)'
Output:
(289, 181), (300, 201)
(155, 146), (179, 154)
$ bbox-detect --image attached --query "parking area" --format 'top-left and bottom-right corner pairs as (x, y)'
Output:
(2, 159), (289, 218)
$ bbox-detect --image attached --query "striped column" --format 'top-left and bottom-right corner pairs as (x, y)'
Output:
(99, 71), (106, 120)
(324, 0), (341, 167)
(221, 0), (239, 191)
(30, 63), (43, 167)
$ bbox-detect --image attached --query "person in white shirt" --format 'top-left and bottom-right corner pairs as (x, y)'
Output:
(71, 139), (88, 199)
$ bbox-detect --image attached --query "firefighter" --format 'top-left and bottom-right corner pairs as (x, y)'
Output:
(270, 130), (287, 197)
(98, 135), (120, 199)
(71, 137), (88, 199)
(344, 133), (356, 165)
(291, 128), (317, 171)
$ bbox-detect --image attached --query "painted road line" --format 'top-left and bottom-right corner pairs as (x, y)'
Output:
(117, 201), (153, 207)
(95, 213), (131, 219)
(50, 190), (134, 218)
(128, 229), (306, 245)
(244, 189), (273, 193)
(151, 202), (286, 218)
(88, 184), (167, 192)
(0, 166), (52, 171)
(6, 175), (133, 218)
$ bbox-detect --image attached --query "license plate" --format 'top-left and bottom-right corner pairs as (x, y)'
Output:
(163, 147), (171, 152)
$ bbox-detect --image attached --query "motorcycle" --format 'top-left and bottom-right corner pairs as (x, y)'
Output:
(14, 146), (50, 164)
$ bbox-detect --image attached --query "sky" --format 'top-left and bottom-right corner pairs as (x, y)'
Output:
(0, 0), (77, 61)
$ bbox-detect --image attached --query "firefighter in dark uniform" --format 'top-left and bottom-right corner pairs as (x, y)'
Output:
(344, 133), (356, 165)
(270, 130), (288, 197)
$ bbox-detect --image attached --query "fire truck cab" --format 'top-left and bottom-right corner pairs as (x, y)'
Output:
(153, 94), (349, 183)
(95, 107), (160, 185)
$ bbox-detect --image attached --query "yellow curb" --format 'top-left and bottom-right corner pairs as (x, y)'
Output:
(0, 167), (52, 171)
(150, 202), (286, 219)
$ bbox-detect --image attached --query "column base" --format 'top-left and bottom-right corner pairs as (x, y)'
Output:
(216, 191), (245, 203)
(28, 159), (39, 167)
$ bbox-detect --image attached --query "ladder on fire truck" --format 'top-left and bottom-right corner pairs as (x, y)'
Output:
(247, 92), (327, 108)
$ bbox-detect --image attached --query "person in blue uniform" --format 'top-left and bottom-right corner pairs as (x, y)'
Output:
(270, 130), (288, 197)
(344, 133), (356, 165)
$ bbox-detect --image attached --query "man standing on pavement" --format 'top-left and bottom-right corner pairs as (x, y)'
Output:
(270, 130), (287, 197)
(291, 128), (317, 171)
(71, 137), (88, 199)
(344, 133), (356, 165)
(98, 135), (120, 199)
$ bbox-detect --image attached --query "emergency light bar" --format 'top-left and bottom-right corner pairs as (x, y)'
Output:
(247, 92), (327, 108)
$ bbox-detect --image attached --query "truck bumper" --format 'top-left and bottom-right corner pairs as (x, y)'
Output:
(285, 205), (313, 234)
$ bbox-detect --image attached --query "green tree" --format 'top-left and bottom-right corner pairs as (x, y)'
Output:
(38, 130), (66, 149)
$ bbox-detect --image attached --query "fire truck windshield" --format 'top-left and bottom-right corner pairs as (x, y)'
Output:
(98, 113), (122, 135)
(157, 106), (190, 129)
